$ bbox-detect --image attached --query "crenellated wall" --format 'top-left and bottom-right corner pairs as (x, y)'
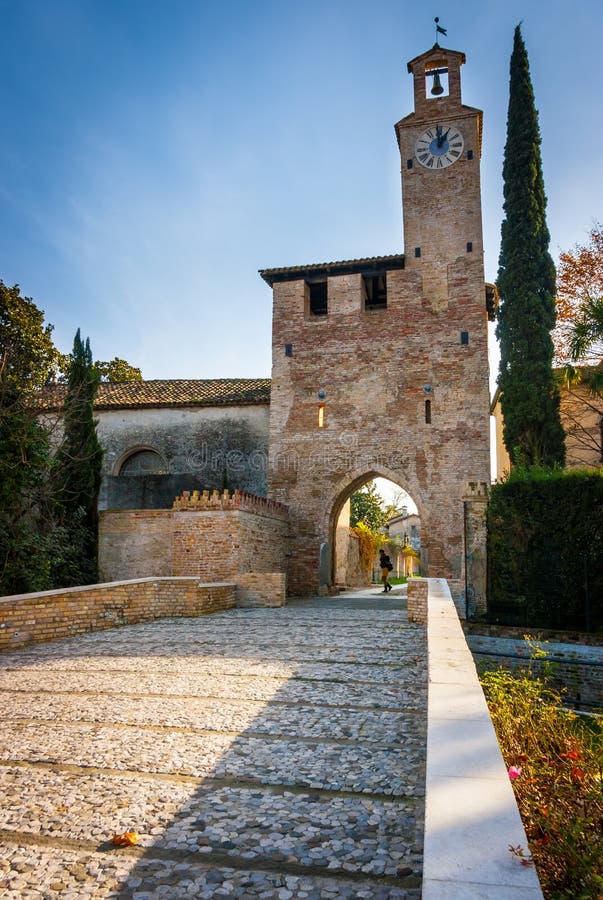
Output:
(99, 490), (289, 606)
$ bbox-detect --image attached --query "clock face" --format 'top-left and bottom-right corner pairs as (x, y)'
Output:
(414, 125), (464, 169)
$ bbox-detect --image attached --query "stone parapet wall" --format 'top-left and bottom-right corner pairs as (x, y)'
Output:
(422, 578), (543, 898)
(0, 578), (236, 651)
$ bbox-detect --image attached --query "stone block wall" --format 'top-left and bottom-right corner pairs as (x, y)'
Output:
(468, 634), (603, 711)
(0, 578), (236, 650)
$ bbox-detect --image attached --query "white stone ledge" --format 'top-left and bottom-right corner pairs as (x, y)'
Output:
(422, 578), (543, 899)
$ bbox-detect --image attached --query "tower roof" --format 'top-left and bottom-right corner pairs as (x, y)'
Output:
(406, 44), (466, 73)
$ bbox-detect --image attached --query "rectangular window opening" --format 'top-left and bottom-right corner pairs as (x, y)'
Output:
(308, 280), (328, 316)
(318, 403), (325, 428)
(467, 150), (474, 160)
(461, 331), (469, 345)
(466, 242), (473, 253)
(425, 399), (431, 424)
(414, 247), (421, 258)
(363, 273), (387, 311)
(285, 343), (293, 357)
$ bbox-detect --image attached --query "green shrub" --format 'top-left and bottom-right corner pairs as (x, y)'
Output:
(487, 467), (603, 631)
(481, 664), (603, 898)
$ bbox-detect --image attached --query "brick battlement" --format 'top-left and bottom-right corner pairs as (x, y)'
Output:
(173, 489), (288, 521)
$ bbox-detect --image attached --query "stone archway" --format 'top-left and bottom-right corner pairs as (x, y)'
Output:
(324, 467), (424, 593)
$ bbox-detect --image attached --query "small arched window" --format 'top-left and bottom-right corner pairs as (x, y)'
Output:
(118, 449), (166, 476)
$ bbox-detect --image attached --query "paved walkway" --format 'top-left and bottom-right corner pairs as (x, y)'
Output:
(0, 587), (427, 898)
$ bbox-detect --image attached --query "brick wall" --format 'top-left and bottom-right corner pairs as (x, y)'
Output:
(99, 490), (289, 605)
(0, 578), (236, 650)
(236, 573), (286, 608)
(268, 266), (491, 595)
(407, 579), (428, 624)
(99, 510), (174, 580)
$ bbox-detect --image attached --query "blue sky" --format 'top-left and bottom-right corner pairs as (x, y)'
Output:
(1, 0), (602, 385)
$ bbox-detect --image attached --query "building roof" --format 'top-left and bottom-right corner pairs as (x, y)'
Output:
(259, 254), (405, 286)
(37, 378), (271, 412)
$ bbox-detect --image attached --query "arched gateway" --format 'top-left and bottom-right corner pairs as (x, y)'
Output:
(261, 41), (493, 605)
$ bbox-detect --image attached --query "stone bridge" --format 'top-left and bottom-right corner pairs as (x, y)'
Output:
(0, 581), (541, 898)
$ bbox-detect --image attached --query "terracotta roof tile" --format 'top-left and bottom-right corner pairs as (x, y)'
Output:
(37, 378), (271, 411)
(259, 254), (405, 285)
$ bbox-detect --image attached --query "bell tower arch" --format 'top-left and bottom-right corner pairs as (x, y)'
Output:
(261, 41), (492, 603)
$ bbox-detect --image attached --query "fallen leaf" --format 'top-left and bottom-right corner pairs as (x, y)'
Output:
(111, 832), (140, 847)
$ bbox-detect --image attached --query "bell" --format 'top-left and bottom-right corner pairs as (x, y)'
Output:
(430, 71), (444, 96)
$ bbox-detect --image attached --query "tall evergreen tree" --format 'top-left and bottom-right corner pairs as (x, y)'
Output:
(0, 282), (62, 594)
(53, 329), (103, 585)
(496, 26), (565, 467)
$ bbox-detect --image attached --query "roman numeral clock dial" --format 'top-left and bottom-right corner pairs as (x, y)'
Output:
(414, 124), (464, 169)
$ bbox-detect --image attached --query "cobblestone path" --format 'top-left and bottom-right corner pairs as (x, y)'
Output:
(0, 594), (427, 898)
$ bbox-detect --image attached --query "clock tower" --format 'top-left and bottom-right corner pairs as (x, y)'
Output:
(261, 40), (492, 609)
(396, 45), (484, 312)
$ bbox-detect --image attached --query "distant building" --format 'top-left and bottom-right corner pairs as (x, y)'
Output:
(491, 367), (603, 478)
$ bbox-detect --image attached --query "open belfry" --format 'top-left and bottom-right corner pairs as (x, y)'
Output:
(261, 41), (494, 600)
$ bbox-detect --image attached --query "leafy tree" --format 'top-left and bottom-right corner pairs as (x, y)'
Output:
(496, 26), (565, 468)
(0, 281), (61, 401)
(569, 298), (603, 364)
(52, 329), (103, 585)
(350, 481), (388, 533)
(0, 282), (62, 594)
(552, 227), (603, 464)
(95, 357), (142, 382)
(554, 224), (603, 366)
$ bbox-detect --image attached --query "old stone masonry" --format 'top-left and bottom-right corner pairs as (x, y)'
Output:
(0, 595), (427, 898)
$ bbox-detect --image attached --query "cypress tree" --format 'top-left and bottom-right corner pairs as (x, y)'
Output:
(53, 329), (103, 585)
(496, 25), (565, 467)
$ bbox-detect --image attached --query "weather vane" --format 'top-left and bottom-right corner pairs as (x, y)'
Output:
(434, 17), (447, 43)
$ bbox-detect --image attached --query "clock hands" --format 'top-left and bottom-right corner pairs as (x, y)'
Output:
(435, 125), (450, 148)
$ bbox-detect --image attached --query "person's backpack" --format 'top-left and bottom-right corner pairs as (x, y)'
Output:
(386, 561), (393, 571)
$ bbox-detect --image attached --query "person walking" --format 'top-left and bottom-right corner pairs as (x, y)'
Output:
(379, 548), (393, 592)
